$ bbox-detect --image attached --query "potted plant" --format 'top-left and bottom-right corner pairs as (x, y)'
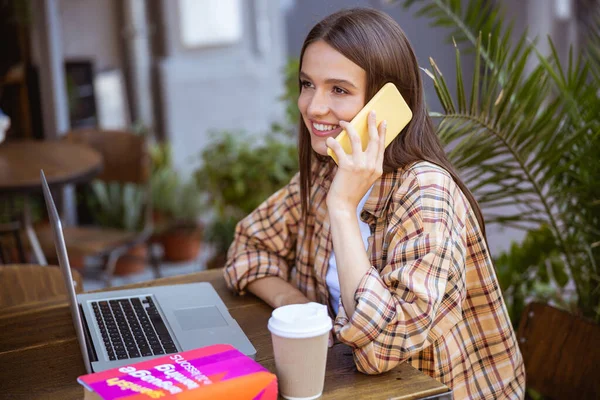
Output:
(203, 215), (239, 270)
(395, 0), (599, 322)
(394, 0), (599, 396)
(86, 179), (148, 275)
(193, 130), (298, 269)
(150, 142), (205, 262)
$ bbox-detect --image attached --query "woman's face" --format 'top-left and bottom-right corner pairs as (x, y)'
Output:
(298, 40), (367, 156)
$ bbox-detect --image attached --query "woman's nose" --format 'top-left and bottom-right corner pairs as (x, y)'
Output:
(307, 91), (329, 117)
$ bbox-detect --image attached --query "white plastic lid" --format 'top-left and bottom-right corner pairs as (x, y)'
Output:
(267, 302), (332, 339)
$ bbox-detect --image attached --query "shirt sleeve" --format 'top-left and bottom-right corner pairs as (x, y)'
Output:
(224, 172), (302, 295)
(333, 169), (467, 374)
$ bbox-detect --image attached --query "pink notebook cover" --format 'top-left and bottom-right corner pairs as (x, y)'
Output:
(77, 344), (277, 399)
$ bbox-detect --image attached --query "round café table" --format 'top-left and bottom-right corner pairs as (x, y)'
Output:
(0, 140), (103, 264)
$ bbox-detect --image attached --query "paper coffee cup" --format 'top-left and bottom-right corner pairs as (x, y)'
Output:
(268, 302), (332, 400)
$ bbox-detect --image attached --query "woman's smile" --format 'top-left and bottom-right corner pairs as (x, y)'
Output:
(309, 120), (342, 138)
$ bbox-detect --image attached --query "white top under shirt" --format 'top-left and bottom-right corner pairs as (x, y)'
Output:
(325, 185), (374, 314)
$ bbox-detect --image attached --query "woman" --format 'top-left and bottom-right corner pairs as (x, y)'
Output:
(224, 8), (524, 399)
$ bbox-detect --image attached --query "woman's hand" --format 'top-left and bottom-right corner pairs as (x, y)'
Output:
(326, 111), (386, 213)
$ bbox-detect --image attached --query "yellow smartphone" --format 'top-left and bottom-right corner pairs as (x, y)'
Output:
(327, 82), (412, 164)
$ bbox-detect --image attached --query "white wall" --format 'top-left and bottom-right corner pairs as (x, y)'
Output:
(156, 0), (288, 175)
(58, 0), (123, 71)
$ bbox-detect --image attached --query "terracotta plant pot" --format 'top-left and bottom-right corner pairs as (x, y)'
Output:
(113, 244), (148, 276)
(159, 226), (202, 262)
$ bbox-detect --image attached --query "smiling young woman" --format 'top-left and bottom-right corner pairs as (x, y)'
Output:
(224, 8), (525, 400)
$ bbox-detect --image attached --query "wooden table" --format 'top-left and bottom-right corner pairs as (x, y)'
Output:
(0, 269), (452, 400)
(0, 139), (103, 264)
(0, 140), (103, 194)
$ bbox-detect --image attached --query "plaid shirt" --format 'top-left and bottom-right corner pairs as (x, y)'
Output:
(225, 160), (525, 399)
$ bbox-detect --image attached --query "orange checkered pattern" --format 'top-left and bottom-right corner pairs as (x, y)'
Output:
(225, 160), (525, 399)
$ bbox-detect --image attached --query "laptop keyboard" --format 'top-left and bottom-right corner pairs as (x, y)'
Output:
(91, 296), (178, 360)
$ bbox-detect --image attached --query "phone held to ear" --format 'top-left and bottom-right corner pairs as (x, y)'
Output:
(327, 82), (413, 164)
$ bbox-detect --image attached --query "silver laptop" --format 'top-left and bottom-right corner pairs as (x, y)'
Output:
(40, 170), (256, 374)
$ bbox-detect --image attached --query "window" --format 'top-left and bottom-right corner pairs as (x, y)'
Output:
(178, 0), (243, 48)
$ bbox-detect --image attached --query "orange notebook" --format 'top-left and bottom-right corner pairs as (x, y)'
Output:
(78, 344), (277, 399)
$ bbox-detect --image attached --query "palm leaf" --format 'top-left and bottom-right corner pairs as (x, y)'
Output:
(430, 38), (570, 237)
(400, 0), (600, 318)
(401, 0), (513, 82)
(533, 28), (600, 294)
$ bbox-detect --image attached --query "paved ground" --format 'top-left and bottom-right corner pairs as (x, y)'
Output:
(82, 244), (214, 291)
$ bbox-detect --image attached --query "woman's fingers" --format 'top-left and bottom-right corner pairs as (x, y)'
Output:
(326, 137), (348, 165)
(375, 120), (387, 167)
(366, 111), (379, 156)
(339, 120), (362, 159)
(333, 112), (385, 175)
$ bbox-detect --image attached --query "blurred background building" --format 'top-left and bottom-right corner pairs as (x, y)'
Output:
(0, 0), (589, 257)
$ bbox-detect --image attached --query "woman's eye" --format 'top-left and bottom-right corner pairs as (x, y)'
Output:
(333, 86), (348, 95)
(300, 80), (313, 89)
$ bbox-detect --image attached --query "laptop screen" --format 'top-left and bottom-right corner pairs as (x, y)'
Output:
(40, 170), (93, 374)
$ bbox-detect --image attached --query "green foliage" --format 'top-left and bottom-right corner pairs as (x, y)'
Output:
(151, 167), (205, 228)
(86, 142), (205, 234)
(149, 141), (173, 174)
(194, 130), (298, 253)
(86, 181), (145, 232)
(495, 225), (576, 325)
(150, 143), (205, 232)
(195, 132), (297, 219)
(403, 0), (504, 58)
(80, 128), (150, 232)
(203, 215), (239, 255)
(397, 0), (600, 321)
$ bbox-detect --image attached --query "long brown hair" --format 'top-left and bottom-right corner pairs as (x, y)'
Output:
(298, 8), (487, 239)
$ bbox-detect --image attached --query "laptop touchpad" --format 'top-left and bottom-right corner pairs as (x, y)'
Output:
(173, 306), (228, 331)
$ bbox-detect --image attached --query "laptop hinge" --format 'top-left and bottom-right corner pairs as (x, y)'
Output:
(79, 304), (99, 363)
